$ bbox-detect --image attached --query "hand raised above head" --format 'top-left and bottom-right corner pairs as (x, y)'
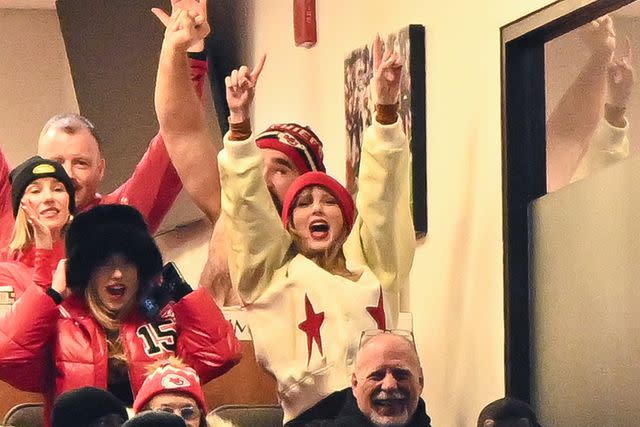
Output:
(225, 54), (267, 124)
(607, 36), (635, 108)
(579, 14), (616, 58)
(372, 34), (403, 105)
(152, 0), (210, 52)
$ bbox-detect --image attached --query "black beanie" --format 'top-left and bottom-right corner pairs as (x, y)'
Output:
(51, 386), (128, 427)
(65, 204), (163, 292)
(9, 156), (76, 217)
(477, 397), (541, 427)
(122, 412), (187, 427)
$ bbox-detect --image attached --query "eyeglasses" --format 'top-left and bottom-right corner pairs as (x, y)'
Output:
(155, 405), (200, 421)
(358, 328), (415, 349)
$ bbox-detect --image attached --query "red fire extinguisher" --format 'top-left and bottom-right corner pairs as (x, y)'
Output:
(294, 0), (317, 48)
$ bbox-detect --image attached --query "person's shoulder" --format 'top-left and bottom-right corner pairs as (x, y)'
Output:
(285, 388), (351, 426)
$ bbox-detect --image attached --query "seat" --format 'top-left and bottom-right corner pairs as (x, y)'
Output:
(2, 403), (44, 427)
(208, 404), (283, 427)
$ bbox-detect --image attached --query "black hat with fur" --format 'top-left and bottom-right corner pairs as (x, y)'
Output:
(51, 386), (128, 427)
(65, 204), (163, 292)
(122, 412), (187, 427)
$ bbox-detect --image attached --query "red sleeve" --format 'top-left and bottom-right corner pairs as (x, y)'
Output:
(0, 148), (15, 252)
(172, 287), (241, 384)
(0, 285), (58, 392)
(103, 57), (209, 233)
(32, 249), (56, 288)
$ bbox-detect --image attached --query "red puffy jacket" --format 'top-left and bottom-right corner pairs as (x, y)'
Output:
(0, 284), (241, 426)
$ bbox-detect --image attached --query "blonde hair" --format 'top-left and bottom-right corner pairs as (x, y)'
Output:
(85, 282), (137, 365)
(144, 356), (188, 375)
(8, 209), (33, 253)
(8, 201), (71, 255)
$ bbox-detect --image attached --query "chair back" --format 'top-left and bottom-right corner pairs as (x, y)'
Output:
(2, 403), (44, 427)
(208, 404), (283, 427)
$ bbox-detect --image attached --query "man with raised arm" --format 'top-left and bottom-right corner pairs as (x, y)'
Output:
(0, 0), (210, 254)
(153, 1), (329, 307)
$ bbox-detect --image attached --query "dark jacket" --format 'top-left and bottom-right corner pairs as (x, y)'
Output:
(285, 387), (432, 426)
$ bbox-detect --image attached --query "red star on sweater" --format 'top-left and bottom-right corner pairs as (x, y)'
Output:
(366, 287), (386, 330)
(298, 294), (325, 364)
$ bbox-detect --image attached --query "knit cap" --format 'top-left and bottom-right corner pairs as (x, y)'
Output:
(255, 123), (326, 173)
(133, 363), (207, 414)
(477, 397), (541, 427)
(9, 155), (75, 217)
(281, 171), (355, 232)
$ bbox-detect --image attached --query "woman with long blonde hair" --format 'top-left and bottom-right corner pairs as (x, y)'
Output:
(0, 155), (75, 300)
(0, 204), (241, 427)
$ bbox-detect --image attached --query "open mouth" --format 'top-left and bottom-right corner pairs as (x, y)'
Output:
(106, 284), (126, 297)
(309, 220), (330, 239)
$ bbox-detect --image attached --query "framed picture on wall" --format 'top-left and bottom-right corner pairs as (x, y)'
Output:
(344, 24), (427, 237)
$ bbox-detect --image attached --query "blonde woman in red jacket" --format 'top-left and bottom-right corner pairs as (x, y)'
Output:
(0, 155), (76, 301)
(0, 204), (241, 427)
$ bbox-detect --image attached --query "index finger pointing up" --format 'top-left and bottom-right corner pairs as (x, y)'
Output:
(250, 53), (267, 81)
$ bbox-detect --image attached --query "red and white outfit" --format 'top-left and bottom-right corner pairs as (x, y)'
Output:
(218, 120), (415, 422)
(0, 284), (240, 427)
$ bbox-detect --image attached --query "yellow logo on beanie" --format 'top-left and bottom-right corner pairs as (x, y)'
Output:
(32, 164), (55, 175)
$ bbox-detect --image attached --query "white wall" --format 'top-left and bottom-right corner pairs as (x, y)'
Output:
(247, 1), (553, 425)
(0, 9), (78, 166)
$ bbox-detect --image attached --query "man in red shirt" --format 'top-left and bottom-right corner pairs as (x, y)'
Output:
(0, 0), (209, 251)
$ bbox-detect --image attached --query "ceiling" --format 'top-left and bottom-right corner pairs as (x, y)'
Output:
(1, 0), (54, 9)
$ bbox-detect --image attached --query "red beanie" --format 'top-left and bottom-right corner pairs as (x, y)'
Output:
(255, 123), (326, 173)
(133, 363), (207, 413)
(281, 172), (356, 232)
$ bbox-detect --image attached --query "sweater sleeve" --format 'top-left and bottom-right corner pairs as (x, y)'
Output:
(0, 284), (58, 392)
(570, 118), (630, 183)
(217, 133), (293, 304)
(103, 57), (209, 233)
(172, 287), (241, 384)
(343, 120), (415, 295)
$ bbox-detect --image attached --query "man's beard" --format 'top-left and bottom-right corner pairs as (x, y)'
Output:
(269, 189), (283, 215)
(369, 390), (411, 427)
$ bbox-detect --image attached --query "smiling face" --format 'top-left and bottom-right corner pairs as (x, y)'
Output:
(38, 127), (105, 211)
(352, 334), (424, 427)
(21, 177), (70, 235)
(289, 186), (346, 258)
(89, 253), (139, 314)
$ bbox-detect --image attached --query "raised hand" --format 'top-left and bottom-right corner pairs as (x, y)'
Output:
(579, 14), (616, 58)
(225, 54), (267, 123)
(152, 0), (210, 52)
(372, 34), (403, 105)
(21, 201), (52, 250)
(607, 36), (635, 108)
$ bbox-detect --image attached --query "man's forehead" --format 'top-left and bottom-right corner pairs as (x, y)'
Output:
(357, 336), (418, 370)
(262, 148), (293, 164)
(38, 128), (99, 157)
